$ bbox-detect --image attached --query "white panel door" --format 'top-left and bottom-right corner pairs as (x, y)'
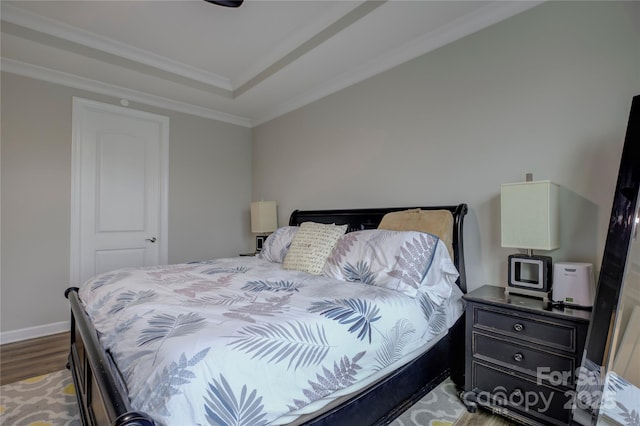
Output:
(71, 98), (168, 286)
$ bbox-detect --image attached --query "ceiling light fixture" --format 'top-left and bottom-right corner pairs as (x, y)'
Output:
(204, 0), (244, 7)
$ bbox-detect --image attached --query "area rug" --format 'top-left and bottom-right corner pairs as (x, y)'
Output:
(0, 369), (80, 426)
(0, 370), (469, 426)
(391, 378), (467, 426)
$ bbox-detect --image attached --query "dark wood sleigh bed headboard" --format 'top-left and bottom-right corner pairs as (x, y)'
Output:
(289, 204), (468, 293)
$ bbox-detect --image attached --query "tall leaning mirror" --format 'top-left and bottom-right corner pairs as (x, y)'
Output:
(573, 94), (640, 425)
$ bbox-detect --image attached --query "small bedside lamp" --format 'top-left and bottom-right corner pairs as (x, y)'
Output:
(501, 175), (559, 301)
(251, 201), (277, 252)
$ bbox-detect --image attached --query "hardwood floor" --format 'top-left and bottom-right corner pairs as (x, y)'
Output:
(0, 332), (70, 385)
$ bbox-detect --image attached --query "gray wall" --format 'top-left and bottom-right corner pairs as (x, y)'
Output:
(252, 1), (640, 291)
(1, 72), (252, 334)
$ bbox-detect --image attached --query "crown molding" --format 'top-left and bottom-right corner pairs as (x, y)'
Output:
(231, 0), (370, 95)
(1, 58), (252, 128)
(1, 1), (375, 99)
(253, 0), (544, 126)
(2, 1), (543, 127)
(1, 3), (233, 93)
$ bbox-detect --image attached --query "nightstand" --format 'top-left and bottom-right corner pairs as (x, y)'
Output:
(462, 285), (590, 425)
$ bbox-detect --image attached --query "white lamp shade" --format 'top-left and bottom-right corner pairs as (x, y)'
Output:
(251, 201), (277, 233)
(501, 180), (559, 250)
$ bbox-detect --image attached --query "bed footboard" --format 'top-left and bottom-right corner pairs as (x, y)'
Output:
(65, 287), (155, 426)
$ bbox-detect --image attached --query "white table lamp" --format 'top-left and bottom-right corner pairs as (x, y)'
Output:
(251, 201), (277, 251)
(501, 177), (559, 300)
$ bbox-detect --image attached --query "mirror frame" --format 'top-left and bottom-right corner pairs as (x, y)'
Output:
(574, 94), (640, 423)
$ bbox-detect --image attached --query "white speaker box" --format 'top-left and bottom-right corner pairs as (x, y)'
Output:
(552, 262), (595, 308)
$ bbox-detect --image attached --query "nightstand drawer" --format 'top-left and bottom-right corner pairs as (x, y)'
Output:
(474, 307), (577, 352)
(473, 332), (576, 384)
(473, 361), (572, 425)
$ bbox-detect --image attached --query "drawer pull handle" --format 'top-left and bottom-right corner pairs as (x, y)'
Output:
(513, 323), (524, 332)
(513, 353), (524, 362)
(513, 388), (524, 405)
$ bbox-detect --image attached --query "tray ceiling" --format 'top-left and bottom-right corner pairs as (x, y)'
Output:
(1, 0), (541, 127)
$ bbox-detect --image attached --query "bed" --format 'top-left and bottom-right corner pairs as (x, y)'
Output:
(65, 204), (468, 426)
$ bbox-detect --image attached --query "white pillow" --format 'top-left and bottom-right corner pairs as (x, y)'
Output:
(323, 229), (458, 302)
(283, 222), (348, 275)
(259, 226), (299, 263)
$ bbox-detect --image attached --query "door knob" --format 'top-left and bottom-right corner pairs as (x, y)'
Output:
(146, 237), (157, 243)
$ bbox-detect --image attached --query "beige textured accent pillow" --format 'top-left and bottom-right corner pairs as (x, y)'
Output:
(378, 209), (454, 259)
(283, 222), (348, 275)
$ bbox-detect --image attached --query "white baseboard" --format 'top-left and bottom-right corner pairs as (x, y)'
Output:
(0, 321), (69, 345)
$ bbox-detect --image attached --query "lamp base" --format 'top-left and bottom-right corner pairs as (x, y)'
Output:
(255, 235), (266, 252)
(505, 286), (551, 304)
(508, 254), (553, 292)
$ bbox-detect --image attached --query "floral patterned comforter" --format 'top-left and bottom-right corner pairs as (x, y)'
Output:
(78, 256), (463, 425)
